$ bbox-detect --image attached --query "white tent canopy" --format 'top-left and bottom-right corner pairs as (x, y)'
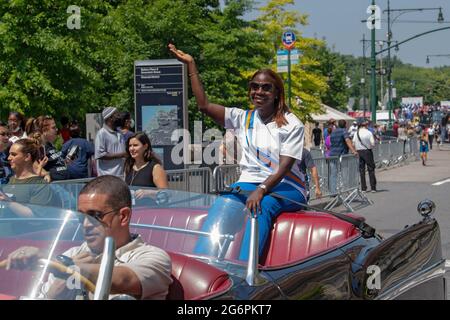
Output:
(311, 104), (355, 122)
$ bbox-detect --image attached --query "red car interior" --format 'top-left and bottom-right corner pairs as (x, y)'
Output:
(260, 212), (360, 268)
(167, 252), (232, 300)
(0, 209), (361, 300)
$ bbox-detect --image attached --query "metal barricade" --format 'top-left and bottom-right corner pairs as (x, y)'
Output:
(212, 164), (241, 193)
(166, 167), (213, 194)
(309, 147), (324, 159)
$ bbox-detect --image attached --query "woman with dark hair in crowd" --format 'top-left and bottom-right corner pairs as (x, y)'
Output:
(7, 111), (27, 143)
(124, 132), (168, 200)
(31, 116), (69, 181)
(61, 123), (94, 179)
(0, 138), (55, 217)
(170, 44), (306, 261)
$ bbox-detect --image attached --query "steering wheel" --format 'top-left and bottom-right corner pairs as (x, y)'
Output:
(0, 258), (96, 293)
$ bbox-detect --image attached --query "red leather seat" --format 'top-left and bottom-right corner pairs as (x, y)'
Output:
(131, 207), (246, 260)
(166, 252), (232, 300)
(261, 211), (360, 268)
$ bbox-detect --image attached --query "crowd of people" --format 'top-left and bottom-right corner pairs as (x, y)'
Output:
(0, 109), (169, 207)
(1, 45), (449, 299)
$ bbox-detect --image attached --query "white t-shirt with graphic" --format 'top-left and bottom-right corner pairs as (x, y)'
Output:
(224, 107), (306, 196)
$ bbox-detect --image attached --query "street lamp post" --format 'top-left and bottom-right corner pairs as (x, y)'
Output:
(370, 0), (377, 124)
(426, 54), (450, 64)
(383, 4), (445, 128)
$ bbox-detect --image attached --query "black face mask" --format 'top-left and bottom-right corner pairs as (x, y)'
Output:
(113, 117), (122, 128)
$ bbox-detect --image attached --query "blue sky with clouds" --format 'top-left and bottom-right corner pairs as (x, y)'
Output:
(247, 0), (450, 68)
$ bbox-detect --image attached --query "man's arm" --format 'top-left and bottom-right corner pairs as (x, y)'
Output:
(77, 264), (142, 298)
(345, 138), (358, 155)
(97, 152), (127, 160)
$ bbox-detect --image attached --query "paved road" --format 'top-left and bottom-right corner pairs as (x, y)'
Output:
(357, 145), (450, 257)
(314, 144), (450, 299)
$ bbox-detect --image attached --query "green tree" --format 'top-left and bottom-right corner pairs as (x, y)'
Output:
(255, 0), (328, 122)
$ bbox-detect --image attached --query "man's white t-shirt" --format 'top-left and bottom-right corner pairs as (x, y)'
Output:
(224, 108), (306, 197)
(352, 128), (375, 150)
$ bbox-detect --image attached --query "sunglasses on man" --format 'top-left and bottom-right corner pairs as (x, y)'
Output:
(77, 209), (117, 226)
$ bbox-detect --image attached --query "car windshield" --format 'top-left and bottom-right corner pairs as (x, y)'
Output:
(0, 200), (106, 300)
(0, 183), (251, 299)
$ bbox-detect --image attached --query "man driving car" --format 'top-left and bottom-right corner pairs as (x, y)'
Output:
(6, 175), (172, 300)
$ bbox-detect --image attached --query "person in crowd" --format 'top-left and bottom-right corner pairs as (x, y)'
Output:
(397, 123), (408, 153)
(348, 121), (358, 140)
(442, 113), (449, 145)
(118, 112), (135, 143)
(406, 123), (415, 138)
(324, 127), (333, 158)
(328, 119), (357, 194)
(329, 120), (358, 158)
(59, 116), (71, 143)
(323, 119), (335, 141)
(419, 131), (429, 166)
(6, 175), (173, 300)
(32, 116), (69, 181)
(124, 132), (168, 201)
(312, 122), (322, 147)
(170, 44), (306, 261)
(61, 123), (95, 179)
(353, 119), (377, 193)
(0, 138), (55, 217)
(427, 124), (435, 150)
(0, 122), (13, 185)
(24, 116), (43, 137)
(95, 107), (126, 177)
(298, 148), (322, 202)
(7, 112), (27, 144)
(392, 120), (399, 138)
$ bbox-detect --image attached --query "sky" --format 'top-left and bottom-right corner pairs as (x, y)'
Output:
(248, 0), (450, 68)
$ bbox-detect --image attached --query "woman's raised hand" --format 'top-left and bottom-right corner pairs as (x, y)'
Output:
(168, 44), (194, 64)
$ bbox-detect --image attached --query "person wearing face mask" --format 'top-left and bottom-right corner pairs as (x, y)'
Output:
(94, 107), (127, 177)
(7, 112), (27, 144)
(0, 122), (13, 185)
(118, 112), (135, 144)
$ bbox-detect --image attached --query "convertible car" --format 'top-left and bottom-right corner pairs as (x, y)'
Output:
(0, 183), (446, 300)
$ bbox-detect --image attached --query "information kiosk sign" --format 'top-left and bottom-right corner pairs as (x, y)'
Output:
(134, 60), (188, 169)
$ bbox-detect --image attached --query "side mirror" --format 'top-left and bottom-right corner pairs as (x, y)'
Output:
(417, 199), (436, 219)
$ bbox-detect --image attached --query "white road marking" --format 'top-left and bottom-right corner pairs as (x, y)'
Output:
(432, 178), (450, 186)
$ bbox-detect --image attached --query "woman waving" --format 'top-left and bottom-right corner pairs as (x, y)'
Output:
(170, 44), (307, 261)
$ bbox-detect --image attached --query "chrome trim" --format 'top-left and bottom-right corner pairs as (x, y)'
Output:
(245, 215), (266, 286)
(130, 223), (234, 242)
(376, 260), (446, 300)
(94, 237), (116, 300)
